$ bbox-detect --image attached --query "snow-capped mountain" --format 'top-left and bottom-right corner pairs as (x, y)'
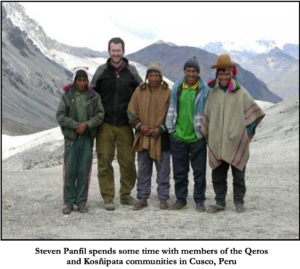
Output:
(202, 41), (299, 99)
(3, 2), (173, 85)
(155, 40), (177, 46)
(202, 40), (286, 55)
(283, 44), (299, 60)
(2, 3), (174, 136)
(50, 50), (173, 87)
(2, 6), (72, 135)
(202, 40), (299, 60)
(230, 48), (299, 100)
(3, 2), (108, 66)
(127, 42), (282, 103)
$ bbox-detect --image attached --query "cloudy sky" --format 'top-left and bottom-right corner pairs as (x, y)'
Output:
(21, 2), (299, 54)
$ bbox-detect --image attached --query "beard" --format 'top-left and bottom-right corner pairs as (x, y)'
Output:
(111, 57), (123, 66)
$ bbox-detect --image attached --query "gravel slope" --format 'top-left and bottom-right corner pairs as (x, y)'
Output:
(2, 97), (299, 239)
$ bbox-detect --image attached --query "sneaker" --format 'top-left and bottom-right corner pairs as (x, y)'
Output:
(133, 199), (148, 210)
(159, 199), (169, 210)
(170, 200), (186, 210)
(78, 206), (88, 213)
(196, 201), (206, 212)
(120, 196), (136, 206)
(62, 205), (73, 215)
(104, 200), (115, 211)
(235, 203), (245, 213)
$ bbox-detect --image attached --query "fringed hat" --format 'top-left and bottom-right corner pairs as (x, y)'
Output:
(73, 67), (89, 82)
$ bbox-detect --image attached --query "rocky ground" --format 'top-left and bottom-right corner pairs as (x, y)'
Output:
(1, 97), (299, 239)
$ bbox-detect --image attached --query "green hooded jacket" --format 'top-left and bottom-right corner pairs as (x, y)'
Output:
(56, 83), (105, 145)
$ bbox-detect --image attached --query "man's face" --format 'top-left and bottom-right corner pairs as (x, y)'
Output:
(109, 43), (124, 65)
(75, 77), (88, 92)
(184, 67), (199, 86)
(217, 69), (231, 87)
(147, 72), (161, 89)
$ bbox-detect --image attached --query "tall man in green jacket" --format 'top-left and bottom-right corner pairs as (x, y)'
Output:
(57, 67), (104, 214)
(91, 38), (143, 210)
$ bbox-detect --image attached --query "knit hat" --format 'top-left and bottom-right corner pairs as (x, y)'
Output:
(211, 54), (236, 69)
(147, 62), (162, 75)
(184, 57), (200, 73)
(73, 67), (89, 82)
(146, 62), (163, 81)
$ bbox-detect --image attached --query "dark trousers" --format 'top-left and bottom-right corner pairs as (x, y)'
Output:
(170, 136), (207, 204)
(212, 161), (246, 207)
(63, 134), (93, 207)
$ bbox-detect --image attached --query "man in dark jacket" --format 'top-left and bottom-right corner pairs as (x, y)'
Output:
(57, 67), (104, 214)
(91, 38), (142, 210)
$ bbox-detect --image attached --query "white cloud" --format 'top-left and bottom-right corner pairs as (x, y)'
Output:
(20, 2), (299, 54)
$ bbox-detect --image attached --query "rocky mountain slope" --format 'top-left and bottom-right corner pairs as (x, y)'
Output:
(3, 2), (108, 60)
(2, 7), (72, 135)
(2, 3), (173, 136)
(127, 42), (282, 103)
(0, 100), (279, 171)
(203, 41), (299, 100)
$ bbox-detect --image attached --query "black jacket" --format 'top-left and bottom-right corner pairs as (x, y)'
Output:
(91, 58), (142, 126)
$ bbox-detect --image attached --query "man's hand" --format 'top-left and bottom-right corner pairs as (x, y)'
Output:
(140, 125), (152, 136)
(130, 118), (140, 129)
(76, 122), (88, 135)
(150, 128), (160, 139)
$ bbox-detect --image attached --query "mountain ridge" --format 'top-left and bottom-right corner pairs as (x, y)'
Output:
(127, 43), (282, 103)
(2, 6), (72, 135)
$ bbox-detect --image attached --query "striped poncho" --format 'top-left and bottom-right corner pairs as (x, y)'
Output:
(201, 85), (265, 171)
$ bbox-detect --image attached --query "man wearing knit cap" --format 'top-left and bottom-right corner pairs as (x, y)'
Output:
(91, 38), (142, 211)
(128, 62), (171, 210)
(166, 57), (209, 211)
(57, 67), (104, 214)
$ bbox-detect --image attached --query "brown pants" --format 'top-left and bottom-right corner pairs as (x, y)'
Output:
(96, 122), (136, 201)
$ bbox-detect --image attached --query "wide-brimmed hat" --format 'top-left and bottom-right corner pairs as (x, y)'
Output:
(211, 54), (236, 69)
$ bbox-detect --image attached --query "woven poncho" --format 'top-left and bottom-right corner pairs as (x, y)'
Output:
(201, 85), (265, 171)
(128, 81), (171, 162)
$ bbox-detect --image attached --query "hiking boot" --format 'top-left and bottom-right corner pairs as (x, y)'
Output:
(170, 200), (186, 210)
(78, 206), (88, 213)
(235, 203), (245, 213)
(133, 199), (148, 210)
(206, 204), (225, 213)
(120, 196), (136, 206)
(62, 205), (73, 215)
(196, 201), (206, 212)
(104, 200), (115, 211)
(159, 199), (169, 210)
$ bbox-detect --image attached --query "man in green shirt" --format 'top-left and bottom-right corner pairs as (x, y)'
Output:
(166, 57), (210, 211)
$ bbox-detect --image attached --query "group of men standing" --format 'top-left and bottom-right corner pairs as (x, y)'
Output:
(57, 37), (265, 215)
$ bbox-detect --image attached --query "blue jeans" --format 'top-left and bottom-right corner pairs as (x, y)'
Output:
(170, 136), (207, 204)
